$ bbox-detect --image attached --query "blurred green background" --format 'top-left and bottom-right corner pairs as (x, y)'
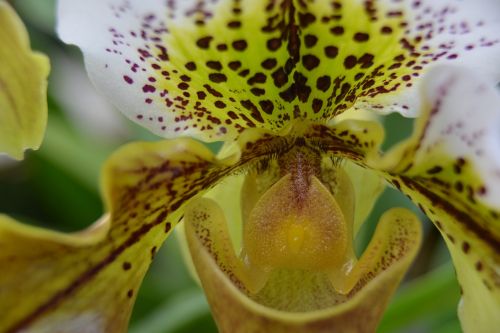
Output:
(1, 0), (462, 332)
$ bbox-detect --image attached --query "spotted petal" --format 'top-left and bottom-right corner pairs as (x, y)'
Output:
(0, 2), (49, 159)
(371, 66), (500, 331)
(0, 139), (236, 332)
(58, 0), (500, 142)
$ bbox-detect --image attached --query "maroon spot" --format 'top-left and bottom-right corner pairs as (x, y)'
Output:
(251, 88), (266, 96)
(259, 100), (274, 114)
(209, 73), (228, 83)
(272, 67), (288, 88)
(206, 61), (223, 71)
(228, 61), (242, 71)
(330, 26), (344, 35)
(304, 34), (318, 48)
(228, 20), (241, 28)
(343, 55), (357, 69)
(353, 32), (369, 42)
(215, 100), (227, 108)
(316, 76), (331, 92)
(462, 242), (470, 253)
(217, 43), (228, 51)
(247, 72), (267, 85)
(197, 91), (207, 99)
(302, 55), (320, 70)
(123, 75), (134, 84)
(196, 36), (213, 49)
(178, 82), (189, 90)
(232, 39), (248, 51)
(204, 84), (223, 97)
(312, 98), (323, 113)
(299, 12), (316, 28)
(267, 38), (282, 51)
(185, 62), (197, 71)
(261, 58), (278, 70)
(381, 26), (393, 34)
(142, 84), (156, 93)
(324, 46), (339, 58)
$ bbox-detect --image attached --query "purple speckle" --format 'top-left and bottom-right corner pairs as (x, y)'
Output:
(142, 84), (156, 93)
(123, 75), (134, 84)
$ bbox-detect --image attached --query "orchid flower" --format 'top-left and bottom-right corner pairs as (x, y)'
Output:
(1, 0), (499, 332)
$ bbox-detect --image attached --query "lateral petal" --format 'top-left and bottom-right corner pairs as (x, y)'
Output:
(373, 66), (500, 331)
(0, 139), (232, 332)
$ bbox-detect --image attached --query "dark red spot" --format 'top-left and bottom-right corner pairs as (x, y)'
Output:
(381, 26), (393, 34)
(261, 58), (277, 70)
(330, 26), (344, 35)
(142, 84), (156, 93)
(304, 34), (318, 48)
(196, 36), (213, 49)
(123, 75), (133, 84)
(354, 32), (369, 42)
(324, 46), (338, 58)
(209, 73), (228, 83)
(312, 98), (323, 113)
(232, 39), (248, 51)
(228, 61), (242, 70)
(185, 62), (197, 71)
(343, 55), (357, 69)
(302, 55), (320, 70)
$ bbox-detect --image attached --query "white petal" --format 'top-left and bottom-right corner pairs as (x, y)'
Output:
(416, 65), (500, 207)
(57, 0), (231, 141)
(57, 0), (500, 138)
(356, 0), (500, 117)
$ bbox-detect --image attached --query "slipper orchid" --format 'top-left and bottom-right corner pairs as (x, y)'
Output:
(1, 0), (499, 332)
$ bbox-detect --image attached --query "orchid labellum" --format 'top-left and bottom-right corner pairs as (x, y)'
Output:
(1, 0), (499, 332)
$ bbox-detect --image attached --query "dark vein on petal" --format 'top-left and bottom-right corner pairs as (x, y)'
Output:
(400, 176), (500, 250)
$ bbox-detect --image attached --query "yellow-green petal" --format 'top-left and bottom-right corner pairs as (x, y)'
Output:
(0, 1), (49, 160)
(371, 66), (500, 332)
(0, 138), (233, 332)
(342, 160), (385, 235)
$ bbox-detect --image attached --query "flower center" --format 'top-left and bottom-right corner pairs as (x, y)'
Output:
(242, 145), (353, 270)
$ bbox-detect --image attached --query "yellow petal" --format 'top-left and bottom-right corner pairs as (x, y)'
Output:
(342, 160), (385, 235)
(0, 2), (49, 159)
(0, 138), (230, 332)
